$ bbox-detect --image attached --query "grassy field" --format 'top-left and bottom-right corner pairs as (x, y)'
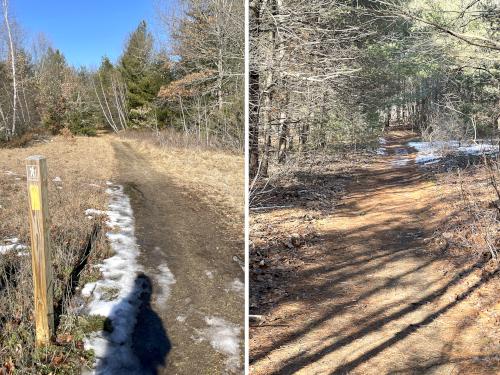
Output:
(119, 130), (244, 215)
(0, 131), (243, 373)
(0, 135), (115, 373)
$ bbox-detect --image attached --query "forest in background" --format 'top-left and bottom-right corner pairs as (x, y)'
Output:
(249, 0), (500, 178)
(0, 0), (244, 149)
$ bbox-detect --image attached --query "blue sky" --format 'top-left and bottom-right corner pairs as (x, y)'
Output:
(11, 0), (171, 68)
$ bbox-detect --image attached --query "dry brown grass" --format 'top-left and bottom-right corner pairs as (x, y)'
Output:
(122, 127), (241, 153)
(118, 131), (244, 221)
(433, 159), (500, 267)
(0, 136), (115, 373)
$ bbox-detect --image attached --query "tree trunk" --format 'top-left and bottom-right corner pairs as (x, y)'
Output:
(249, 0), (263, 178)
(3, 0), (17, 138)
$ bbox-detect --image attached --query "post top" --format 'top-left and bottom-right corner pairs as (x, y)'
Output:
(26, 155), (46, 161)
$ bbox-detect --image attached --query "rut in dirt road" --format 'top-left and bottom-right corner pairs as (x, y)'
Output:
(112, 140), (244, 374)
(250, 133), (500, 375)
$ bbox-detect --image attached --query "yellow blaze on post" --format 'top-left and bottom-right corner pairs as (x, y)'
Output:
(29, 184), (41, 211)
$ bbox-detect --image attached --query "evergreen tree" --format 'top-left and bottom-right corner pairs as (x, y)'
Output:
(66, 69), (98, 136)
(37, 48), (68, 134)
(119, 21), (165, 127)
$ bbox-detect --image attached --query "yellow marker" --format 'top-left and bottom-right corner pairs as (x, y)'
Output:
(30, 184), (41, 211)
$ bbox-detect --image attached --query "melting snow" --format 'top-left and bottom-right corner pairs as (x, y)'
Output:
(53, 176), (62, 182)
(0, 237), (28, 255)
(391, 158), (410, 167)
(376, 137), (388, 155)
(85, 208), (107, 217)
(82, 185), (145, 374)
(226, 279), (244, 298)
(154, 263), (176, 306)
(199, 316), (241, 373)
(408, 140), (499, 165)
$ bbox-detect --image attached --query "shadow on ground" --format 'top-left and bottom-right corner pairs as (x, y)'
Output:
(94, 274), (171, 374)
(130, 273), (171, 373)
(109, 140), (244, 374)
(250, 135), (500, 374)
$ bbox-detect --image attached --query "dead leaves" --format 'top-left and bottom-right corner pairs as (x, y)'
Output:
(51, 354), (65, 366)
(55, 333), (73, 345)
(1, 359), (14, 375)
(55, 332), (84, 350)
(251, 225), (320, 312)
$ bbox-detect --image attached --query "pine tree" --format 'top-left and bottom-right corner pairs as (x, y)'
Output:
(66, 69), (98, 136)
(38, 48), (68, 134)
(119, 21), (161, 127)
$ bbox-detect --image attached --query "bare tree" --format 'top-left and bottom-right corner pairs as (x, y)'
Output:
(2, 0), (16, 138)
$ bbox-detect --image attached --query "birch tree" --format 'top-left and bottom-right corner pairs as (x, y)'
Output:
(2, 0), (16, 138)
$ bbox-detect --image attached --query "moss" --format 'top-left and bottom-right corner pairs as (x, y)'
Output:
(79, 267), (101, 286)
(78, 315), (107, 334)
(100, 287), (120, 301)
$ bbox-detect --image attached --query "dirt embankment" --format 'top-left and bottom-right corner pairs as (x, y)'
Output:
(250, 131), (500, 375)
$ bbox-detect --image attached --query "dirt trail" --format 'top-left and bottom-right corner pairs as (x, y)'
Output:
(250, 131), (500, 374)
(111, 139), (244, 374)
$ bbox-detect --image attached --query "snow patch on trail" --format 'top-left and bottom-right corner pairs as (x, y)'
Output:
(176, 315), (187, 323)
(198, 316), (241, 373)
(226, 279), (244, 298)
(82, 185), (145, 374)
(205, 270), (215, 279)
(154, 263), (176, 306)
(391, 158), (410, 167)
(408, 140), (499, 165)
(376, 137), (387, 156)
(390, 147), (412, 168)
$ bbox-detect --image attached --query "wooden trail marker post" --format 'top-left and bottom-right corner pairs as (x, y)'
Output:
(26, 156), (54, 346)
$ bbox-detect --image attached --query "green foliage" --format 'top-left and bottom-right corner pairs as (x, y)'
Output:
(65, 99), (97, 136)
(120, 21), (155, 108)
(119, 21), (172, 128)
(0, 315), (95, 374)
(323, 107), (381, 149)
(38, 49), (69, 134)
(128, 104), (157, 129)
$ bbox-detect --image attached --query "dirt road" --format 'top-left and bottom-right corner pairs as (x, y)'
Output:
(250, 132), (500, 374)
(111, 139), (244, 374)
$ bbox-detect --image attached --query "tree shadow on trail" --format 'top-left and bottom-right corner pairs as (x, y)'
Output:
(264, 260), (496, 375)
(250, 162), (434, 217)
(96, 273), (171, 375)
(250, 145), (500, 374)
